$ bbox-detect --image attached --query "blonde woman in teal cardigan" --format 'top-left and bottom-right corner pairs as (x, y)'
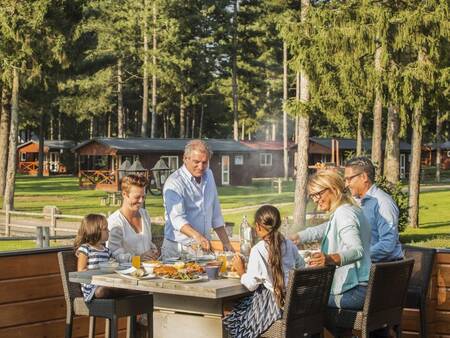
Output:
(291, 170), (372, 310)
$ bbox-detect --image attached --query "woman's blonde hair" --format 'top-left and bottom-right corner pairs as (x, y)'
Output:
(254, 205), (285, 308)
(121, 174), (148, 194)
(73, 214), (108, 250)
(307, 170), (357, 212)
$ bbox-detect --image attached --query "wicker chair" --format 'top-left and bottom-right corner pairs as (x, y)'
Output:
(260, 265), (336, 338)
(58, 251), (153, 338)
(325, 258), (414, 338)
(403, 245), (436, 338)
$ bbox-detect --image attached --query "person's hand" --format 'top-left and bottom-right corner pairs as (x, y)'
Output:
(222, 242), (235, 253)
(289, 233), (300, 246)
(232, 254), (245, 276)
(140, 249), (159, 260)
(193, 233), (211, 252)
(308, 252), (326, 267)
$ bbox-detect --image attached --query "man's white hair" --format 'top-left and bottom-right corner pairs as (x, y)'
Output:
(184, 139), (212, 159)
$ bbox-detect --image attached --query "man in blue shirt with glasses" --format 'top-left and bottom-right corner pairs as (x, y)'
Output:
(161, 139), (234, 258)
(344, 156), (403, 263)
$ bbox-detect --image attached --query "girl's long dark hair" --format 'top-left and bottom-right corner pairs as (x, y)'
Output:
(254, 205), (285, 308)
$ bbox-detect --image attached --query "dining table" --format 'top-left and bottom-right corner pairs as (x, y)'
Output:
(69, 270), (249, 338)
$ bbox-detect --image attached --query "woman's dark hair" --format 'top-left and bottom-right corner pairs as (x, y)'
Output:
(73, 214), (107, 250)
(254, 205), (285, 308)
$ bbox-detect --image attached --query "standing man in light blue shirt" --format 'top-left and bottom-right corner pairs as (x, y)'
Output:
(161, 139), (233, 258)
(344, 156), (403, 262)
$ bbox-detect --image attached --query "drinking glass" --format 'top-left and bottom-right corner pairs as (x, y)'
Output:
(131, 255), (141, 269)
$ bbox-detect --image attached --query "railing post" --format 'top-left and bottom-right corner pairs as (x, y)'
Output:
(50, 207), (56, 237)
(36, 226), (43, 248)
(5, 206), (10, 237)
(43, 226), (50, 248)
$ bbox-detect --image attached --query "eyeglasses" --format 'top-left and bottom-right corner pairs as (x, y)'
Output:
(309, 188), (329, 202)
(344, 172), (362, 183)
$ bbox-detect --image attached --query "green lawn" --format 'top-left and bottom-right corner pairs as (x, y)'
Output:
(0, 176), (449, 251)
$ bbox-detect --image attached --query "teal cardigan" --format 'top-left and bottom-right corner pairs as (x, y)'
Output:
(299, 203), (372, 295)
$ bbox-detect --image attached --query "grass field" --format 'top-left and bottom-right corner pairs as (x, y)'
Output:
(0, 176), (449, 251)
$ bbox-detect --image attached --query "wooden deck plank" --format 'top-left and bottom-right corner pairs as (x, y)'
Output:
(0, 274), (63, 305)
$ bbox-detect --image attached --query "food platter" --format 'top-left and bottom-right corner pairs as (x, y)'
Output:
(161, 275), (208, 283)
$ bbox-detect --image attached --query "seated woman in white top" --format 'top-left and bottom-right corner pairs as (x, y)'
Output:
(223, 205), (304, 338)
(107, 175), (158, 262)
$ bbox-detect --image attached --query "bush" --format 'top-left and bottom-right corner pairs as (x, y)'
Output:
(375, 176), (409, 233)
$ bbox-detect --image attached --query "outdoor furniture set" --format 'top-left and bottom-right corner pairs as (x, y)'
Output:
(64, 247), (434, 338)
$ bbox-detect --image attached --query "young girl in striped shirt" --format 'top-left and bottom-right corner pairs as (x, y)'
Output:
(74, 214), (115, 302)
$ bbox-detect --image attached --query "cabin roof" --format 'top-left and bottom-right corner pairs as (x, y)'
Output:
(424, 141), (450, 150)
(72, 138), (255, 154)
(241, 140), (295, 151)
(17, 140), (76, 151)
(310, 137), (412, 152)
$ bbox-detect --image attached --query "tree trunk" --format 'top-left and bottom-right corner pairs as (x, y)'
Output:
(117, 58), (124, 138)
(58, 112), (62, 140)
(295, 72), (300, 144)
(141, 0), (149, 137)
(199, 103), (204, 138)
(90, 116), (94, 139)
(293, 0), (310, 229)
(163, 111), (168, 138)
(49, 114), (54, 140)
(272, 123), (276, 141)
(191, 106), (196, 138)
(408, 103), (422, 228)
(179, 93), (185, 138)
(384, 105), (400, 184)
(4, 68), (19, 211)
(436, 111), (442, 183)
(356, 111), (363, 156)
(371, 44), (383, 177)
(37, 112), (45, 177)
(107, 112), (112, 137)
(0, 85), (10, 195)
(283, 41), (289, 180)
(232, 0), (238, 141)
(151, 1), (157, 138)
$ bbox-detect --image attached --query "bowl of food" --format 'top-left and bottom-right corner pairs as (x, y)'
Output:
(142, 260), (161, 273)
(98, 260), (119, 273)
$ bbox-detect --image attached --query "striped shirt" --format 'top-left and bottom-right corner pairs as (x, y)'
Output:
(76, 244), (111, 301)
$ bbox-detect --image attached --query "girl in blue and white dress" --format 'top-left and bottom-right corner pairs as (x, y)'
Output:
(224, 205), (304, 338)
(74, 214), (115, 302)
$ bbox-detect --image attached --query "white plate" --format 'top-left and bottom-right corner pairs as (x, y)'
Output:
(115, 267), (156, 280)
(221, 271), (240, 279)
(163, 257), (181, 263)
(195, 254), (216, 262)
(161, 275), (208, 283)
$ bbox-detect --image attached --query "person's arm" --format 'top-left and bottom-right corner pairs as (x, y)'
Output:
(371, 198), (402, 261)
(108, 224), (133, 262)
(293, 221), (328, 245)
(76, 247), (88, 272)
(335, 208), (364, 266)
(214, 226), (234, 252)
(238, 248), (265, 291)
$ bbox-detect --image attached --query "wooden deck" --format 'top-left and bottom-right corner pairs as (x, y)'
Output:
(0, 247), (449, 338)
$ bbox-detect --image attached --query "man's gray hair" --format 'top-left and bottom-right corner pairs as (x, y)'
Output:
(344, 156), (375, 182)
(184, 139), (213, 159)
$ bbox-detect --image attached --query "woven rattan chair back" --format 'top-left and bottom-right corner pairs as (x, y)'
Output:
(283, 265), (335, 336)
(362, 258), (414, 331)
(403, 245), (436, 298)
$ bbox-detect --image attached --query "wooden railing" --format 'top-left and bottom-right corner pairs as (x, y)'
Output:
(18, 161), (40, 175)
(79, 170), (118, 191)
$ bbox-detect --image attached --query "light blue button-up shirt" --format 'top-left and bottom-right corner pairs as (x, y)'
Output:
(359, 184), (403, 262)
(163, 165), (225, 245)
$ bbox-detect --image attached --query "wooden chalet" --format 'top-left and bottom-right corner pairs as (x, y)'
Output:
(17, 140), (75, 176)
(308, 138), (412, 179)
(422, 141), (450, 170)
(72, 138), (255, 191)
(241, 141), (296, 178)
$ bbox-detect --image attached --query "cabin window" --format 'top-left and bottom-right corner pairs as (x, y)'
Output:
(234, 155), (244, 165)
(260, 153), (272, 167)
(447, 151), (450, 158)
(20, 152), (26, 162)
(161, 156), (179, 171)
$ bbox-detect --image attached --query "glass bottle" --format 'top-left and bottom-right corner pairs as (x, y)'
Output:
(239, 215), (253, 257)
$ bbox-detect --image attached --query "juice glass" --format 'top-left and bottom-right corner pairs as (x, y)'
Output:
(132, 255), (141, 269)
(217, 253), (227, 273)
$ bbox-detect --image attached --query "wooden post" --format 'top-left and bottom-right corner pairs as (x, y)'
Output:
(5, 206), (10, 237)
(336, 140), (340, 167)
(43, 226), (50, 248)
(331, 139), (335, 164)
(278, 177), (282, 194)
(50, 207), (56, 237)
(36, 226), (43, 248)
